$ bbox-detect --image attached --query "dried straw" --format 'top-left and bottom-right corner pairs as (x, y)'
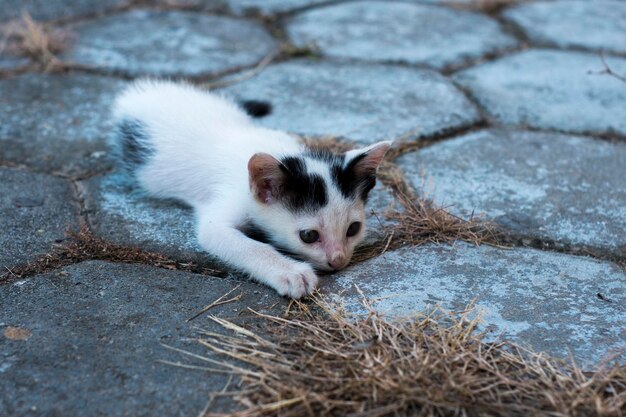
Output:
(1, 226), (222, 283)
(182, 294), (625, 417)
(0, 11), (72, 70)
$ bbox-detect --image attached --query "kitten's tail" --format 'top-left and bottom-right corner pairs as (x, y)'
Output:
(240, 100), (272, 118)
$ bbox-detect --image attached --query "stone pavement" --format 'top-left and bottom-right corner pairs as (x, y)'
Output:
(1, 0), (625, 415)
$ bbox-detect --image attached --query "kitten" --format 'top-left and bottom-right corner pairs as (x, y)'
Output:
(112, 80), (390, 299)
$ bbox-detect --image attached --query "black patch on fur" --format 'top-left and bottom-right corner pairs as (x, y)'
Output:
(116, 119), (153, 167)
(238, 220), (305, 261)
(239, 220), (271, 244)
(279, 156), (328, 213)
(305, 148), (375, 202)
(325, 153), (375, 202)
(240, 100), (272, 118)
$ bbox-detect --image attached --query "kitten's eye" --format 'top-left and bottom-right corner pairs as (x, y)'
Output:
(299, 229), (320, 244)
(346, 222), (361, 237)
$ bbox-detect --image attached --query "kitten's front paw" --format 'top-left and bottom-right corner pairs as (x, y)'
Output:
(270, 262), (318, 299)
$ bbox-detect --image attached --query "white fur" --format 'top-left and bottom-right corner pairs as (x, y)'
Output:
(112, 79), (389, 299)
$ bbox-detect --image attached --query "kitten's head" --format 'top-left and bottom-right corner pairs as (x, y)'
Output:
(248, 141), (391, 272)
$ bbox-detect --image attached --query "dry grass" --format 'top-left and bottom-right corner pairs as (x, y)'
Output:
(0, 11), (72, 70)
(1, 226), (222, 283)
(177, 294), (626, 417)
(299, 135), (356, 154)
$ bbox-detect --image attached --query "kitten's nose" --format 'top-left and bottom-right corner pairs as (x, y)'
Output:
(327, 253), (347, 270)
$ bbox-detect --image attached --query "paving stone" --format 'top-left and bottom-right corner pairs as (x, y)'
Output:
(454, 50), (626, 137)
(0, 54), (29, 71)
(285, 1), (518, 69)
(62, 9), (279, 77)
(323, 243), (626, 368)
(82, 171), (207, 264)
(0, 72), (127, 176)
(504, 0), (626, 55)
(396, 129), (626, 255)
(0, 0), (128, 22)
(0, 261), (285, 416)
(0, 168), (78, 272)
(223, 60), (480, 144)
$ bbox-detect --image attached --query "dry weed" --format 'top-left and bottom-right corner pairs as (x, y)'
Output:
(1, 226), (222, 283)
(177, 294), (625, 417)
(594, 51), (626, 84)
(0, 11), (71, 70)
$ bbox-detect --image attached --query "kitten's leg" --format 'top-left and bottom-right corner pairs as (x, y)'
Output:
(196, 207), (318, 299)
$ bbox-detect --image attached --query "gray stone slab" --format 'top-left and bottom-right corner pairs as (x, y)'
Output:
(396, 129), (626, 255)
(504, 0), (626, 55)
(0, 168), (78, 272)
(62, 9), (279, 77)
(0, 0), (128, 22)
(285, 1), (518, 69)
(223, 60), (481, 144)
(454, 50), (626, 137)
(0, 261), (285, 416)
(82, 171), (206, 264)
(83, 170), (398, 264)
(0, 72), (127, 176)
(323, 243), (626, 368)
(0, 54), (29, 71)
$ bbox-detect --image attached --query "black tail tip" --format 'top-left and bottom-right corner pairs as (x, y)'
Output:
(241, 100), (272, 118)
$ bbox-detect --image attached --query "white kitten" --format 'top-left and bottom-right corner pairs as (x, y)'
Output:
(112, 80), (390, 299)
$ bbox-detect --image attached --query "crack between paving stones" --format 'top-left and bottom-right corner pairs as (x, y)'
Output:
(0, 160), (114, 185)
(442, 80), (626, 144)
(384, 120), (490, 161)
(0, 226), (228, 285)
(439, 44), (528, 76)
(503, 232), (626, 271)
(497, 12), (626, 60)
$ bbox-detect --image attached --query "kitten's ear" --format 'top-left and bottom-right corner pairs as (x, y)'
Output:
(344, 140), (392, 176)
(342, 141), (392, 199)
(248, 153), (283, 204)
